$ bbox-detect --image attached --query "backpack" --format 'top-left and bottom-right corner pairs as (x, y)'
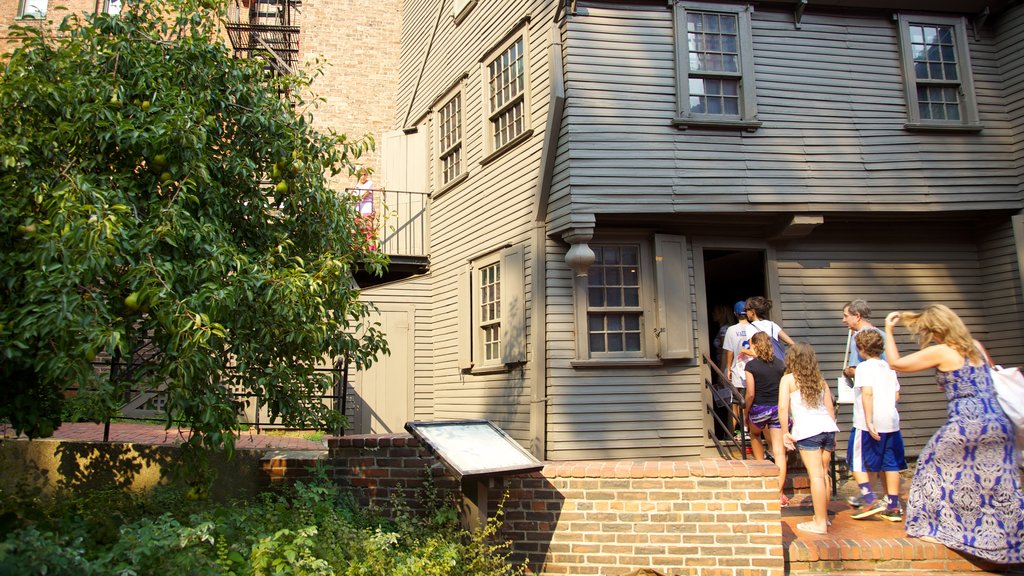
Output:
(751, 322), (787, 361)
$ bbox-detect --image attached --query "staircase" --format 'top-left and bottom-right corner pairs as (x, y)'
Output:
(224, 0), (300, 76)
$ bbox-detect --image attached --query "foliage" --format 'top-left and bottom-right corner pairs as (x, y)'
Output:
(0, 472), (526, 576)
(0, 0), (388, 452)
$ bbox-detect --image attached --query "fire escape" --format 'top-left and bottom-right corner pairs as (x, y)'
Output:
(225, 0), (300, 76)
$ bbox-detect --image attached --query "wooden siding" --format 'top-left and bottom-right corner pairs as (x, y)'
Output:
(994, 4), (1024, 194)
(392, 0), (560, 447)
(773, 221), (1021, 455)
(976, 218), (1024, 368)
(549, 2), (1023, 233)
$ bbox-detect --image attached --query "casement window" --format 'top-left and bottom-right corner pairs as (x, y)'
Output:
(437, 92), (463, 188)
(897, 14), (980, 131)
(458, 245), (526, 372)
(17, 0), (47, 18)
(573, 235), (694, 364)
(672, 2), (760, 131)
(485, 34), (528, 155)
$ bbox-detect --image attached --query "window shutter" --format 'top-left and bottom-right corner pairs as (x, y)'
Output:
(501, 245), (526, 365)
(381, 128), (427, 193)
(457, 267), (473, 370)
(654, 234), (693, 359)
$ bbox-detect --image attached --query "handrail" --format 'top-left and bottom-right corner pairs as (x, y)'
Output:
(703, 352), (747, 460)
(346, 188), (429, 258)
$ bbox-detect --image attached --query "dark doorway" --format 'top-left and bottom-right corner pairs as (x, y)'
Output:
(702, 248), (768, 440)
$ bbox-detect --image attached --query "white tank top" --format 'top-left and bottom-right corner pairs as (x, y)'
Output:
(789, 388), (840, 441)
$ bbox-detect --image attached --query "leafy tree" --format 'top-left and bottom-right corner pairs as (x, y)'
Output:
(0, 0), (388, 453)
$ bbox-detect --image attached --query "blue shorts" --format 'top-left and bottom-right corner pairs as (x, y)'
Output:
(749, 404), (781, 429)
(847, 428), (907, 472)
(796, 431), (836, 451)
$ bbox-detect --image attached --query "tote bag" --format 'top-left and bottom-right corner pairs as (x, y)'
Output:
(991, 364), (1024, 467)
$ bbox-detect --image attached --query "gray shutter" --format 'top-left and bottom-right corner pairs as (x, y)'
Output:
(457, 267), (472, 370)
(501, 245), (526, 364)
(654, 234), (693, 359)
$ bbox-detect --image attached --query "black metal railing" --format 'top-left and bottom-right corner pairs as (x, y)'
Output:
(703, 352), (748, 460)
(346, 188), (429, 258)
(225, 0), (300, 76)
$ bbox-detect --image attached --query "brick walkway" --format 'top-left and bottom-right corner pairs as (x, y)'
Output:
(1, 422), (326, 451)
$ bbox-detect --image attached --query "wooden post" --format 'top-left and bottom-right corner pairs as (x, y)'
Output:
(460, 477), (488, 531)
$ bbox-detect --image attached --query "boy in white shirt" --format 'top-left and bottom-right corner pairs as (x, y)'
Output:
(849, 329), (907, 521)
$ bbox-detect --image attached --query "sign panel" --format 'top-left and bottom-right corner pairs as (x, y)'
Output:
(405, 420), (543, 480)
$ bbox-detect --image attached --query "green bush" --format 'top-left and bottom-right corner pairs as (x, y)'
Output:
(0, 472), (525, 576)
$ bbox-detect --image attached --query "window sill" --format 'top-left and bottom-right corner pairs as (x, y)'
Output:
(904, 122), (983, 133)
(434, 171), (469, 200)
(571, 358), (664, 369)
(464, 363), (519, 375)
(479, 129), (534, 167)
(673, 117), (762, 132)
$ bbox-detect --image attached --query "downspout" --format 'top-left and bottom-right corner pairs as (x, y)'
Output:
(528, 23), (566, 460)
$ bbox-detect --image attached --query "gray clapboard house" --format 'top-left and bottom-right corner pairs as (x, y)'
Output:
(351, 0), (1024, 462)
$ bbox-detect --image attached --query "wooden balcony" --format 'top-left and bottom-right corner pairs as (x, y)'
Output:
(348, 188), (430, 287)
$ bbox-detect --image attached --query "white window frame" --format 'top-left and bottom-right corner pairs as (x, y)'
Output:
(436, 88), (464, 190)
(672, 2), (760, 131)
(896, 14), (981, 132)
(458, 245), (526, 373)
(572, 234), (694, 365)
(17, 0), (47, 19)
(103, 0), (124, 15)
(480, 22), (531, 163)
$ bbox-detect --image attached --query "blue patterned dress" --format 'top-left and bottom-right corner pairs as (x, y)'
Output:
(905, 360), (1024, 564)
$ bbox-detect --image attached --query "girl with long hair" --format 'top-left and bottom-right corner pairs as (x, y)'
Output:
(884, 304), (1023, 563)
(745, 331), (788, 505)
(779, 343), (840, 535)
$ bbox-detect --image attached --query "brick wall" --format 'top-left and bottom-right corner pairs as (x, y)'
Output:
(326, 434), (786, 576)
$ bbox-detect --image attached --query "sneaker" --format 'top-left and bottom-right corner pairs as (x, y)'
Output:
(879, 507), (904, 522)
(846, 494), (867, 508)
(851, 499), (887, 520)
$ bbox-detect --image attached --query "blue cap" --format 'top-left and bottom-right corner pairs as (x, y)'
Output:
(734, 301), (746, 315)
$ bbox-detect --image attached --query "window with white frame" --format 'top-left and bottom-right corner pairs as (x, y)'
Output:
(478, 260), (501, 363)
(459, 245), (526, 372)
(897, 14), (980, 130)
(486, 35), (527, 152)
(438, 92), (463, 187)
(17, 0), (47, 18)
(672, 2), (760, 130)
(573, 235), (694, 363)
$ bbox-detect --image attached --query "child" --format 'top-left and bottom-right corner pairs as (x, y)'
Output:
(780, 343), (840, 535)
(847, 329), (906, 521)
(745, 331), (788, 506)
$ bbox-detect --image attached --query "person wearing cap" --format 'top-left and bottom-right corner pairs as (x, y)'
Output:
(721, 300), (754, 437)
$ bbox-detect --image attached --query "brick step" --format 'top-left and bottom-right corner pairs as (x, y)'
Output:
(783, 496), (1024, 574)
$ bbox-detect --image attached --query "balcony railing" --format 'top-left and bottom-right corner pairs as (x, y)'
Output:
(347, 188), (429, 258)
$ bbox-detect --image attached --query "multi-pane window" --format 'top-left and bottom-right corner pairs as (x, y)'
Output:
(587, 245), (643, 354)
(479, 262), (501, 363)
(687, 11), (740, 116)
(438, 93), (462, 186)
(17, 0), (47, 18)
(673, 3), (759, 129)
(897, 15), (979, 129)
(488, 36), (526, 150)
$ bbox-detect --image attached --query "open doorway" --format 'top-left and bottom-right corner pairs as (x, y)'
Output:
(701, 248), (768, 440)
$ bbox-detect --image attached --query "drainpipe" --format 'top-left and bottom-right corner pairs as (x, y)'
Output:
(528, 25), (566, 460)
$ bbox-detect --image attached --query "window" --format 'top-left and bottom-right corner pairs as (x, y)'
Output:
(672, 2), (760, 130)
(104, 0), (123, 15)
(897, 14), (980, 130)
(17, 0), (47, 18)
(437, 92), (463, 187)
(486, 35), (527, 152)
(478, 260), (501, 363)
(588, 245), (644, 355)
(572, 234), (694, 364)
(458, 245), (526, 372)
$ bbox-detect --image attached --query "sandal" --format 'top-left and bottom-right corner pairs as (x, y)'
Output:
(796, 521), (828, 535)
(779, 494), (790, 507)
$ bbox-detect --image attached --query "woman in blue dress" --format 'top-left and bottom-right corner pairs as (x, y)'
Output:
(884, 304), (1023, 564)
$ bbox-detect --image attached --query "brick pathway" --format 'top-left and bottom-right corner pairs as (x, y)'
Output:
(1, 422), (326, 451)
